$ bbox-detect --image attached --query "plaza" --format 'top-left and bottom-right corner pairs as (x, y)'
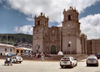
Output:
(0, 59), (100, 72)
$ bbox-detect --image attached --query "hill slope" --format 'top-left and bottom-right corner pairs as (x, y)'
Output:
(0, 33), (32, 46)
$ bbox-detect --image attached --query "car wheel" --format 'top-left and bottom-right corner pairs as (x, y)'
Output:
(19, 61), (21, 63)
(61, 66), (64, 68)
(87, 64), (89, 66)
(71, 64), (74, 68)
(96, 64), (99, 66)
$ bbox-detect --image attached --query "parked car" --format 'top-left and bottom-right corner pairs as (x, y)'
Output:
(60, 57), (77, 68)
(11, 56), (23, 63)
(95, 53), (100, 59)
(86, 55), (99, 66)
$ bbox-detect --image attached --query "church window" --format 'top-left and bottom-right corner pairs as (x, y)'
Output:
(68, 34), (70, 36)
(38, 21), (40, 26)
(90, 42), (92, 45)
(68, 15), (71, 20)
(68, 44), (70, 47)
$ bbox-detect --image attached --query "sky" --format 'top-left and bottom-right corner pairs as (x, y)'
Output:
(0, 0), (100, 39)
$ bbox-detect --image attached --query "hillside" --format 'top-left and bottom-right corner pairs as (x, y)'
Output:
(0, 33), (33, 46)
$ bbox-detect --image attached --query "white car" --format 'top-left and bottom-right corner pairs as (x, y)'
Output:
(60, 57), (77, 68)
(86, 55), (99, 66)
(11, 56), (23, 63)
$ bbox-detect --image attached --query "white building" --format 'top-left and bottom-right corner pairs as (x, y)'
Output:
(22, 47), (33, 55)
(0, 43), (15, 55)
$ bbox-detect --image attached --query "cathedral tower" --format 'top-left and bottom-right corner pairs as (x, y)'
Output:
(62, 7), (82, 54)
(33, 12), (49, 53)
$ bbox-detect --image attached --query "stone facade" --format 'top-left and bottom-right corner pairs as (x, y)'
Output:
(87, 39), (100, 54)
(33, 7), (87, 54)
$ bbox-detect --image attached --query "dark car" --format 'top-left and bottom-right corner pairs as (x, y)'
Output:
(95, 53), (100, 59)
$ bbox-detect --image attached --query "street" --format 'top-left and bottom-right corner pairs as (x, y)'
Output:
(0, 59), (100, 72)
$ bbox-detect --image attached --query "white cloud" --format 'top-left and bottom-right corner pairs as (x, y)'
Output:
(57, 23), (62, 27)
(6, 0), (100, 23)
(13, 25), (33, 35)
(26, 17), (33, 21)
(5, 0), (100, 39)
(80, 14), (100, 39)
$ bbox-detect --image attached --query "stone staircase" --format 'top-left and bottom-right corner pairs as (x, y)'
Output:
(0, 54), (88, 61)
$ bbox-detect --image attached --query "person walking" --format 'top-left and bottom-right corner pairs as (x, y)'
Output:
(41, 54), (45, 61)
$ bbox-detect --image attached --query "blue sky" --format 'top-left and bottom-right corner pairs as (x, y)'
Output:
(0, 0), (100, 39)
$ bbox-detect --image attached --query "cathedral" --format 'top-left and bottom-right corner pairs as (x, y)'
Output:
(32, 7), (100, 54)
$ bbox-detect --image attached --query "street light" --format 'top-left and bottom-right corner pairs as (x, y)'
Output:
(69, 41), (71, 55)
(57, 12), (63, 55)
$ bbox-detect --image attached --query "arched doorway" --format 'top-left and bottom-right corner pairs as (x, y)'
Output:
(51, 45), (56, 54)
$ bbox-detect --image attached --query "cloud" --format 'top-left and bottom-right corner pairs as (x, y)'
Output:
(13, 25), (33, 35)
(3, 5), (10, 10)
(80, 14), (100, 39)
(0, 0), (2, 4)
(6, 0), (100, 23)
(57, 23), (62, 27)
(26, 17), (34, 21)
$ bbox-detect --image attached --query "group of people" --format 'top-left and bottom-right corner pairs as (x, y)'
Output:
(34, 52), (51, 60)
(4, 54), (12, 66)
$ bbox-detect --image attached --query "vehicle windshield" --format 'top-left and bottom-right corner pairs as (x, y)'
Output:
(87, 58), (96, 60)
(61, 57), (70, 61)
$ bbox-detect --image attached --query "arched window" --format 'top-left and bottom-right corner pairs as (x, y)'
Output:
(5, 48), (7, 52)
(10, 49), (12, 52)
(38, 21), (40, 26)
(68, 15), (71, 20)
(21, 50), (23, 53)
(17, 50), (19, 53)
(68, 44), (70, 47)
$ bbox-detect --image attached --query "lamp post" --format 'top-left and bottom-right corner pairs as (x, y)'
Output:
(69, 41), (71, 55)
(57, 12), (63, 55)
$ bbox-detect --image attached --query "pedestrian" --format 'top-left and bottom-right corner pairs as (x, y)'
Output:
(41, 54), (45, 61)
(7, 57), (10, 66)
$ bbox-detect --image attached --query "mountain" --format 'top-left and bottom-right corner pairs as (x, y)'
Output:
(0, 33), (32, 46)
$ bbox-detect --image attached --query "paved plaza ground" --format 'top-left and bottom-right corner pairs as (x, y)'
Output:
(0, 59), (100, 72)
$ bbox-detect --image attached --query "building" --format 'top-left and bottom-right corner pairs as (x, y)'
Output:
(87, 39), (100, 54)
(15, 47), (33, 55)
(22, 47), (33, 55)
(0, 43), (15, 55)
(33, 7), (87, 54)
(15, 47), (24, 55)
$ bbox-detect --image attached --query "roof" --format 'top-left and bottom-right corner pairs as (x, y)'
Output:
(15, 47), (32, 51)
(22, 47), (32, 51)
(0, 43), (15, 48)
(15, 47), (24, 50)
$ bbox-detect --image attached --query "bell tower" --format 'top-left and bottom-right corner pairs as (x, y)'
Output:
(33, 12), (49, 53)
(62, 7), (82, 54)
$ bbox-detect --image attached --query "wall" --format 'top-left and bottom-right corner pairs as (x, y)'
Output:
(0, 46), (15, 55)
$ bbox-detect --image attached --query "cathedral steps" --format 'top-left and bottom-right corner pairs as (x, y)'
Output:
(0, 54), (88, 61)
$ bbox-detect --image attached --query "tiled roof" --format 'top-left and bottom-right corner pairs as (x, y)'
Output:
(15, 47), (24, 50)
